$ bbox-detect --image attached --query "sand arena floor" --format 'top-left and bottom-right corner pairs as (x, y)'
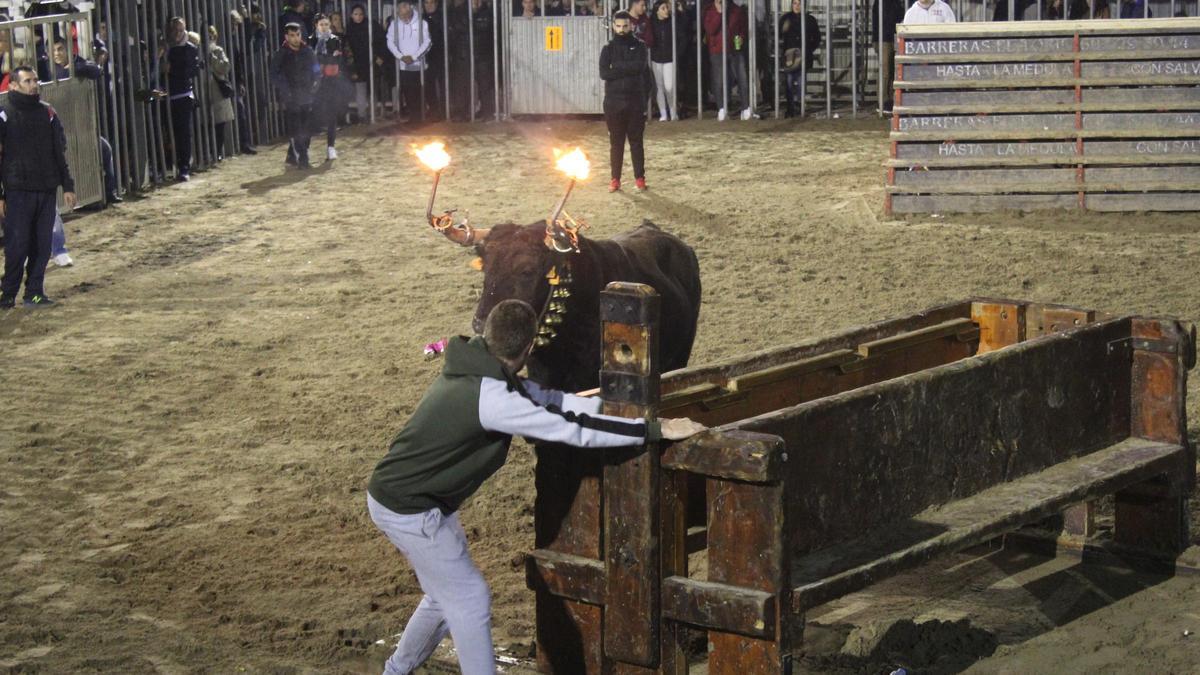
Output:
(2, 116), (1200, 674)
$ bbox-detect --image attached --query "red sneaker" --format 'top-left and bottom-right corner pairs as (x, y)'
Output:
(609, 178), (621, 192)
(635, 177), (647, 191)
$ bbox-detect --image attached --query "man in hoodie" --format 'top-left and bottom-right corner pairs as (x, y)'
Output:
(271, 22), (318, 169)
(386, 0), (431, 122)
(0, 66), (77, 309)
(600, 10), (653, 193)
(367, 299), (704, 675)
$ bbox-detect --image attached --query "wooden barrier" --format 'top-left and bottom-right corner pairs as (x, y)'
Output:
(527, 292), (1196, 673)
(887, 18), (1200, 214)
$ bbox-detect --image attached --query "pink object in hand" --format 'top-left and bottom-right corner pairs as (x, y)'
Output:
(423, 338), (448, 357)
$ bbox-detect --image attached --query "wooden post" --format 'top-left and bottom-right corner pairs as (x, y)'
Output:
(1114, 318), (1195, 556)
(599, 282), (670, 671)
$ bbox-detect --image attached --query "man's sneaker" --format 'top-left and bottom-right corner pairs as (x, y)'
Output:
(609, 178), (621, 193)
(740, 108), (753, 120)
(23, 295), (55, 308)
(298, 159), (313, 170)
(53, 253), (74, 267)
(285, 152), (298, 167)
(717, 108), (727, 121)
(0, 295), (15, 310)
(327, 146), (338, 161)
(176, 173), (190, 182)
(635, 177), (647, 192)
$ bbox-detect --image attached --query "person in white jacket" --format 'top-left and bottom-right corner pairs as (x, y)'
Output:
(903, 0), (956, 23)
(386, 0), (431, 121)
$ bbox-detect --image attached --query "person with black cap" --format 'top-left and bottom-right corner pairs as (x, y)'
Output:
(0, 66), (77, 309)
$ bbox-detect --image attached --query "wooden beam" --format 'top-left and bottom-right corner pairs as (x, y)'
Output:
(854, 318), (978, 359)
(661, 576), (777, 638)
(662, 430), (787, 483)
(526, 549), (605, 605)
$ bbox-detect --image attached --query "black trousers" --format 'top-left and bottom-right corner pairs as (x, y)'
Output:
(170, 97), (195, 177)
(398, 70), (422, 119)
(285, 105), (312, 163)
(1, 190), (57, 300)
(604, 99), (647, 181)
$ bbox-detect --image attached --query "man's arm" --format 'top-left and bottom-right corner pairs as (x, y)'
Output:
(414, 19), (432, 60)
(73, 56), (104, 80)
(521, 379), (603, 416)
(385, 22), (404, 60)
(479, 377), (659, 447)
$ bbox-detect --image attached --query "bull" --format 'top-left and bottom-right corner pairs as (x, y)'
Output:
(435, 217), (702, 393)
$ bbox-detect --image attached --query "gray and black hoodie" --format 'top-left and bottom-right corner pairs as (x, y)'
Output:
(368, 335), (660, 516)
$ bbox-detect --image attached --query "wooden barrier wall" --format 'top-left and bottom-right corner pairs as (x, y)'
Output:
(887, 18), (1200, 213)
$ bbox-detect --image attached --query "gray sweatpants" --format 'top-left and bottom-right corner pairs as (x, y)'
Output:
(367, 494), (495, 675)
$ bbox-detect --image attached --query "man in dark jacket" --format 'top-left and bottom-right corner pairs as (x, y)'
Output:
(367, 299), (703, 675)
(165, 17), (201, 181)
(600, 11), (653, 193)
(271, 23), (318, 169)
(871, 0), (904, 111)
(0, 66), (77, 309)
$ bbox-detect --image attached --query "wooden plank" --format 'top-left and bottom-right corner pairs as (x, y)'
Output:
(897, 101), (1200, 115)
(661, 381), (724, 408)
(904, 61), (1200, 81)
(890, 193), (1080, 212)
(898, 76), (1200, 89)
(726, 349), (858, 391)
(971, 301), (1025, 354)
(898, 17), (1200, 39)
(1032, 304), (1096, 338)
(1087, 192), (1200, 211)
(887, 181), (1200, 194)
(854, 318), (978, 358)
(901, 34), (1200, 57)
(892, 129), (1200, 142)
(661, 576), (776, 638)
(892, 167), (1077, 186)
(902, 87), (1200, 107)
(526, 550), (606, 605)
(600, 282), (662, 669)
(536, 593), (604, 674)
(662, 430), (787, 483)
(888, 156), (1200, 169)
(707, 479), (790, 675)
(896, 112), (1200, 134)
(790, 439), (1187, 611)
(898, 48), (1200, 64)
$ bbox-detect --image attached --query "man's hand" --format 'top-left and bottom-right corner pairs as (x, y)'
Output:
(401, 55), (414, 65)
(660, 417), (706, 441)
(375, 57), (385, 66)
(714, 0), (723, 13)
(63, 192), (78, 210)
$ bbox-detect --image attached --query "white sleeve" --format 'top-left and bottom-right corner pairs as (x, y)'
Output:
(519, 379), (603, 416)
(478, 378), (649, 448)
(386, 23), (403, 60)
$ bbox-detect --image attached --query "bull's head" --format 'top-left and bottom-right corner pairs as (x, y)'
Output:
(465, 223), (575, 336)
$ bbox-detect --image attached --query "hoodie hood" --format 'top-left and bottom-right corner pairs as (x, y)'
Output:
(442, 335), (508, 381)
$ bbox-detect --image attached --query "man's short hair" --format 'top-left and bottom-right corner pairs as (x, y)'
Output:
(484, 300), (538, 363)
(613, 9), (632, 20)
(12, 65), (36, 83)
(284, 22), (303, 33)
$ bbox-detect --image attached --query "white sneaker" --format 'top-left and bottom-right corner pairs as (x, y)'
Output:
(53, 253), (73, 267)
(717, 108), (727, 121)
(326, 146), (338, 161)
(670, 112), (679, 121)
(659, 114), (668, 122)
(740, 108), (753, 120)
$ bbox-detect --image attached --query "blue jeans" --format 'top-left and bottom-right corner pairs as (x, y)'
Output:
(52, 211), (67, 257)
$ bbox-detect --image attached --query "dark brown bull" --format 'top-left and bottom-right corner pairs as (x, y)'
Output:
(437, 217), (701, 392)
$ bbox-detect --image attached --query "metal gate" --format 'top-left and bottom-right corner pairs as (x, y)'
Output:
(506, 16), (609, 115)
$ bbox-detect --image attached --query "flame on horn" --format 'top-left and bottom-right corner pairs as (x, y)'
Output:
(413, 141), (451, 172)
(553, 147), (590, 181)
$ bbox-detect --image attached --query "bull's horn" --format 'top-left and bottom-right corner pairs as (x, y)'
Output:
(432, 215), (490, 247)
(544, 221), (574, 253)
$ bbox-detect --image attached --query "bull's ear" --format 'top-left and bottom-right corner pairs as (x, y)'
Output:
(469, 257), (484, 271)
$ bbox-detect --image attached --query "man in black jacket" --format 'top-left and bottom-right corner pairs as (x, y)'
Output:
(600, 11), (653, 193)
(165, 17), (201, 182)
(871, 0), (905, 112)
(0, 66), (77, 309)
(272, 23), (318, 169)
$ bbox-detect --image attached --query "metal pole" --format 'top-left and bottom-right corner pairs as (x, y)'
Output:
(748, 0), (756, 118)
(800, 0), (807, 117)
(493, 0), (499, 120)
(877, 0), (883, 114)
(695, 0), (702, 118)
(823, 0), (829, 118)
(468, 0), (476, 121)
(850, 0), (857, 117)
(671, 0), (678, 118)
(772, 0), (778, 118)
(368, 0), (377, 122)
(720, 0), (727, 117)
(442, 0), (449, 120)
(418, 0), (426, 121)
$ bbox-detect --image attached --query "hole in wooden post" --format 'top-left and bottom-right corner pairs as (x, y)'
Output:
(616, 343), (635, 364)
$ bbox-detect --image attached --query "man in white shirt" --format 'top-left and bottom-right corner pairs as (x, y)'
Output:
(386, 0), (431, 121)
(904, 0), (956, 23)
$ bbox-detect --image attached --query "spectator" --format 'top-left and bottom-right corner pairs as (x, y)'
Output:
(872, 0), (903, 112)
(345, 3), (389, 122)
(703, 0), (752, 121)
(164, 17), (201, 182)
(330, 10), (347, 37)
(647, 0), (683, 121)
(51, 38), (120, 204)
(366, 299), (704, 675)
(385, 0), (431, 122)
(575, 0), (602, 14)
(206, 26), (236, 161)
(423, 0), (446, 119)
(628, 0), (651, 41)
(600, 10), (653, 192)
(0, 65), (77, 309)
(471, 0), (496, 118)
(992, 0), (1036, 20)
(446, 0), (473, 121)
(780, 0), (820, 118)
(271, 23), (317, 169)
(279, 0), (314, 40)
(518, 0), (540, 17)
(311, 13), (351, 160)
(904, 0), (956, 23)
(1120, 0), (1150, 17)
